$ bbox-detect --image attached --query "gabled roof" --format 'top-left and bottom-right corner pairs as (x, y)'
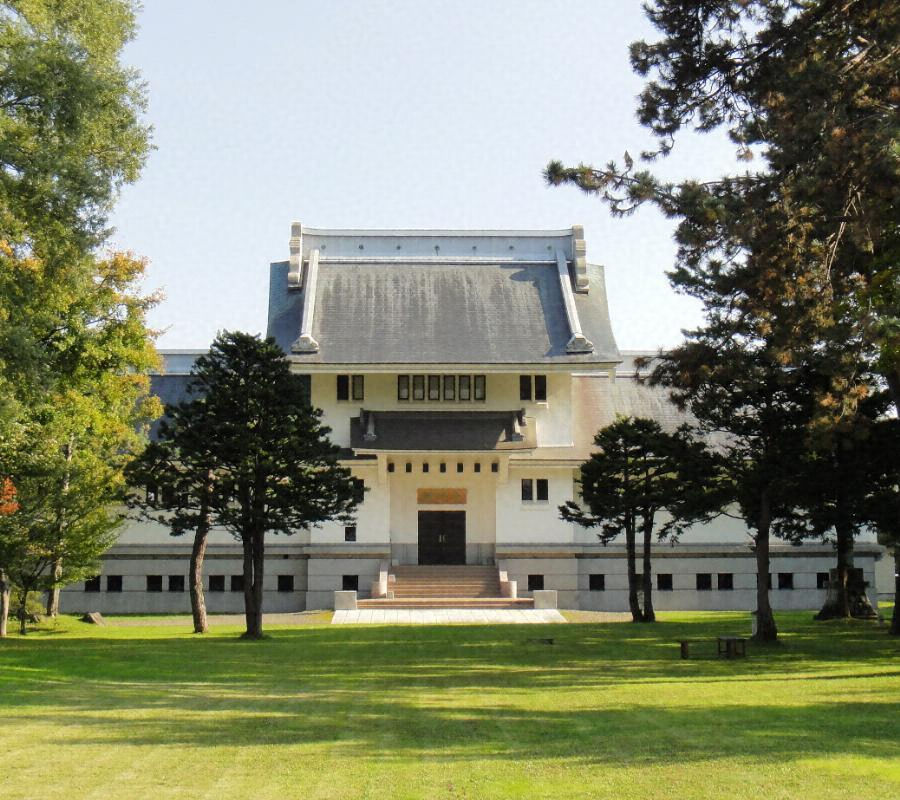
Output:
(267, 225), (620, 367)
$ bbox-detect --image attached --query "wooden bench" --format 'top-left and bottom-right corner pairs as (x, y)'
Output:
(717, 636), (747, 658)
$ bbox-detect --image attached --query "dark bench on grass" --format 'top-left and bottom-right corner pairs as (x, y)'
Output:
(678, 636), (747, 659)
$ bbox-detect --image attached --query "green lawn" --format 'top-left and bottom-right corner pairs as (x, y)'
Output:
(1, 611), (898, 799)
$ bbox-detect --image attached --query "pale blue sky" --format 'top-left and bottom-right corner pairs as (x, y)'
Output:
(110, 0), (739, 351)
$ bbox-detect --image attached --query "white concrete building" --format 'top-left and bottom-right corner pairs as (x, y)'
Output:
(60, 224), (885, 613)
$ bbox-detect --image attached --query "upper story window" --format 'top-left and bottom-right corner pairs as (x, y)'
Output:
(397, 375), (486, 403)
(519, 375), (547, 402)
(337, 375), (364, 402)
(521, 478), (549, 502)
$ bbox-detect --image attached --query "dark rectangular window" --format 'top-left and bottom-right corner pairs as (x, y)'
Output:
(422, 462), (429, 473)
(342, 575), (359, 592)
(718, 573), (734, 591)
(473, 375), (486, 401)
(817, 572), (829, 590)
(351, 375), (365, 401)
(696, 573), (712, 591)
(457, 462), (464, 473)
(473, 462), (481, 473)
(412, 375), (425, 401)
(336, 374), (349, 401)
(427, 375), (440, 400)
(491, 462), (499, 473)
(209, 575), (225, 592)
(536, 479), (549, 501)
(528, 574), (544, 592)
(344, 525), (357, 542)
(277, 575), (294, 592)
(106, 575), (122, 593)
(534, 375), (547, 402)
(352, 478), (365, 504)
(778, 572), (794, 590)
(443, 375), (456, 401)
(439, 462), (446, 473)
(387, 462), (395, 473)
(84, 576), (101, 593)
(657, 573), (673, 591)
(397, 375), (410, 401)
(231, 574), (244, 592)
(147, 575), (163, 593)
(458, 375), (471, 401)
(405, 462), (412, 473)
(521, 479), (533, 501)
(168, 575), (185, 592)
(519, 375), (532, 401)
(589, 573), (605, 591)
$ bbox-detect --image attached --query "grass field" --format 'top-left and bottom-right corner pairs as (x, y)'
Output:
(1, 611), (898, 799)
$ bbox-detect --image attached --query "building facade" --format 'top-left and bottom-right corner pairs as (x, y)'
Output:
(60, 224), (884, 613)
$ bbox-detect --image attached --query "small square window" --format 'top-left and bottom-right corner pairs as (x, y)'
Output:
(457, 462), (464, 473)
(817, 572), (829, 590)
(422, 462), (429, 473)
(635, 573), (644, 586)
(474, 462), (481, 473)
(657, 573), (673, 591)
(458, 375), (471, 401)
(84, 576), (101, 593)
(443, 375), (456, 401)
(412, 375), (425, 401)
(278, 574), (294, 592)
(336, 374), (349, 401)
(387, 462), (395, 473)
(351, 375), (365, 401)
(209, 575), (225, 592)
(521, 479), (534, 502)
(589, 573), (605, 591)
(231, 574), (244, 592)
(168, 575), (185, 592)
(344, 525), (357, 542)
(405, 462), (412, 473)
(106, 575), (123, 593)
(696, 573), (712, 591)
(536, 478), (549, 502)
(519, 375), (532, 401)
(342, 575), (359, 592)
(491, 462), (499, 473)
(718, 573), (734, 591)
(352, 478), (365, 504)
(397, 375), (410, 401)
(473, 375), (486, 401)
(778, 572), (794, 590)
(534, 375), (547, 402)
(528, 574), (544, 592)
(428, 375), (441, 401)
(439, 462), (446, 473)
(147, 575), (163, 593)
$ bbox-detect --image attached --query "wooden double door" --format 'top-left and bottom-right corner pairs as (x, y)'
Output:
(417, 511), (466, 565)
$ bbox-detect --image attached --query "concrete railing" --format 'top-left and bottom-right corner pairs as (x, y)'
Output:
(532, 590), (557, 609)
(370, 560), (390, 598)
(334, 590), (358, 611)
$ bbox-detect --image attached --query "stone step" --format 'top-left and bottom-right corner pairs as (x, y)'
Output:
(358, 597), (533, 609)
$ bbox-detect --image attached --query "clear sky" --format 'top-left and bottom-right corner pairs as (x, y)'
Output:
(110, 0), (740, 352)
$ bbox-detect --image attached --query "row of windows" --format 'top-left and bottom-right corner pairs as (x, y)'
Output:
(397, 374), (486, 402)
(85, 575), (298, 593)
(387, 461), (498, 474)
(586, 572), (826, 592)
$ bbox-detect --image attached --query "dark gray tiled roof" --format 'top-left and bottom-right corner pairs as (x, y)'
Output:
(349, 411), (536, 451)
(147, 374), (194, 440)
(267, 260), (619, 365)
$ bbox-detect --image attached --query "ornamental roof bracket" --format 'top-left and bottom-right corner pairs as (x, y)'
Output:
(287, 221), (303, 288)
(555, 249), (593, 354)
(571, 224), (589, 293)
(291, 246), (320, 353)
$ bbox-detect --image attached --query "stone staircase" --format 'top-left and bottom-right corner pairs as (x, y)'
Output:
(357, 565), (533, 609)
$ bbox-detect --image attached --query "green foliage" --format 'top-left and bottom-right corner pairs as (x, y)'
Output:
(126, 331), (359, 638)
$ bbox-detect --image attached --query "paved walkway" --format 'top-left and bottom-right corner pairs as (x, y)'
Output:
(332, 608), (567, 625)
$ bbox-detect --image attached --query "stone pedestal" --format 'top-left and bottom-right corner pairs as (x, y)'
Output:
(532, 590), (557, 609)
(334, 590), (358, 611)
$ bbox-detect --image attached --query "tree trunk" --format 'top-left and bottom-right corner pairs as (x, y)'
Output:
(19, 587), (29, 635)
(884, 367), (900, 424)
(816, 520), (854, 620)
(45, 558), (62, 617)
(890, 547), (899, 637)
(241, 529), (265, 639)
(753, 489), (778, 642)
(189, 479), (212, 634)
(641, 515), (655, 622)
(0, 572), (9, 638)
(625, 520), (641, 623)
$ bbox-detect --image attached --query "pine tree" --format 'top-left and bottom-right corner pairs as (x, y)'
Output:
(129, 332), (359, 639)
